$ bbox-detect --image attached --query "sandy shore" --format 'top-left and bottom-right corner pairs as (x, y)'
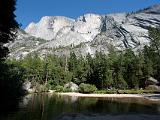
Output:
(57, 92), (160, 101)
(59, 92), (142, 98)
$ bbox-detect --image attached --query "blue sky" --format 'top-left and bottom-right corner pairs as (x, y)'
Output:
(15, 0), (160, 28)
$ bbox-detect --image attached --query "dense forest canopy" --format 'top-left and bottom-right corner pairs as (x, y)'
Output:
(0, 0), (159, 94)
(5, 27), (160, 92)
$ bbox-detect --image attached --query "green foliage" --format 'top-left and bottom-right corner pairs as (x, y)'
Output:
(0, 1), (25, 112)
(4, 27), (160, 93)
(0, 61), (25, 100)
(0, 0), (19, 60)
(51, 85), (72, 92)
(95, 89), (158, 94)
(63, 88), (72, 92)
(54, 85), (64, 92)
(20, 54), (44, 83)
(117, 89), (158, 94)
(147, 27), (160, 81)
(35, 84), (49, 93)
(122, 49), (138, 88)
(79, 83), (97, 93)
(95, 90), (117, 94)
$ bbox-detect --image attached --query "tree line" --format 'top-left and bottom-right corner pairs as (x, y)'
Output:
(6, 27), (160, 90)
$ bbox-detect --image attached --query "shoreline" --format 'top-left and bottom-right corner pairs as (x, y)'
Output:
(57, 92), (160, 102)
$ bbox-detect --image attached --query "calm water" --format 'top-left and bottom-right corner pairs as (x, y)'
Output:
(1, 93), (160, 120)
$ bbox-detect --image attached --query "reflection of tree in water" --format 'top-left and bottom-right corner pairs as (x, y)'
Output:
(0, 62), (25, 119)
(3, 94), (160, 120)
(85, 97), (160, 115)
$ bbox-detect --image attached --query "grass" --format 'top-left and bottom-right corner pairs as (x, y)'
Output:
(94, 89), (160, 94)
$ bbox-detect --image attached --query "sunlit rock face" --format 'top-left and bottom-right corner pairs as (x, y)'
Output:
(73, 14), (103, 41)
(25, 16), (74, 40)
(7, 4), (160, 59)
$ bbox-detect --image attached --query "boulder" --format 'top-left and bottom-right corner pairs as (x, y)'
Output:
(64, 82), (79, 92)
(23, 81), (31, 90)
(145, 77), (159, 85)
(147, 85), (160, 91)
(23, 81), (35, 93)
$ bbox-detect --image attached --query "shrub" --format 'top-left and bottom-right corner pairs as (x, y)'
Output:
(95, 90), (117, 94)
(54, 85), (64, 92)
(50, 84), (56, 90)
(95, 89), (159, 94)
(45, 83), (51, 90)
(79, 83), (97, 93)
(118, 89), (158, 94)
(63, 88), (72, 92)
(35, 84), (49, 93)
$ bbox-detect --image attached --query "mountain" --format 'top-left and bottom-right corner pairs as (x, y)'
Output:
(7, 4), (160, 59)
(25, 16), (74, 40)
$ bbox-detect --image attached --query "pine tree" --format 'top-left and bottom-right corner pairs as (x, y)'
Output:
(0, 0), (19, 60)
(68, 52), (77, 72)
(148, 27), (160, 81)
(123, 49), (136, 88)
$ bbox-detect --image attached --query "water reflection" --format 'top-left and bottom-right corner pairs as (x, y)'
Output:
(2, 93), (160, 120)
(0, 97), (22, 120)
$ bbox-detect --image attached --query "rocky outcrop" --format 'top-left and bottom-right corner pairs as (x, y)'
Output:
(25, 16), (74, 40)
(7, 4), (160, 59)
(147, 85), (160, 91)
(23, 81), (35, 93)
(146, 77), (159, 85)
(64, 82), (79, 92)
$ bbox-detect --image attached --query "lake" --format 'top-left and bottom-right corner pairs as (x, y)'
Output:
(1, 93), (160, 120)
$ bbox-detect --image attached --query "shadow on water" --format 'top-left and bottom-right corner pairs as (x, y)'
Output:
(143, 94), (160, 100)
(1, 93), (160, 120)
(0, 97), (23, 119)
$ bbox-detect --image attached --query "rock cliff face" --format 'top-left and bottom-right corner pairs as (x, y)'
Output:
(25, 16), (74, 40)
(7, 4), (160, 59)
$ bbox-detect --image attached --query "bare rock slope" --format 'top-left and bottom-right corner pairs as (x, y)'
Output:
(7, 4), (160, 59)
